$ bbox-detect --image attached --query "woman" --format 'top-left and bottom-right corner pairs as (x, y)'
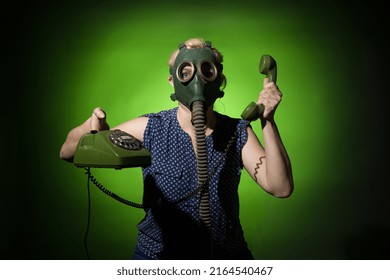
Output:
(59, 38), (293, 259)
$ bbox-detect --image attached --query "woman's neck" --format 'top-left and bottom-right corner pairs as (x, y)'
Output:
(177, 103), (216, 136)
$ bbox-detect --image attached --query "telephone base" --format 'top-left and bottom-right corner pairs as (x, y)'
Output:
(73, 130), (151, 169)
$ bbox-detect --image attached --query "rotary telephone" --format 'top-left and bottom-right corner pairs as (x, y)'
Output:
(74, 129), (151, 169)
(73, 129), (150, 211)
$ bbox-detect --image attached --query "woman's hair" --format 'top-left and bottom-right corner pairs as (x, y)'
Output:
(168, 38), (227, 89)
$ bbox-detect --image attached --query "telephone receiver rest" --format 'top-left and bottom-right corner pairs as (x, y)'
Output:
(240, 54), (277, 121)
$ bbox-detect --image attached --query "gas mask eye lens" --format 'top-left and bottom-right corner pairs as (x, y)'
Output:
(199, 61), (218, 82)
(176, 61), (194, 83)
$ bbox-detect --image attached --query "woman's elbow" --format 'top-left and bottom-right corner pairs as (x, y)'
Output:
(59, 148), (74, 163)
(274, 189), (293, 198)
(272, 181), (294, 198)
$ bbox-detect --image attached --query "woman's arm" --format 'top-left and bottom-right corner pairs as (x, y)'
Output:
(242, 122), (293, 198)
(242, 78), (294, 198)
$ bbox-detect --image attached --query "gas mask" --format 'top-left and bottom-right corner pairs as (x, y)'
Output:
(170, 42), (224, 109)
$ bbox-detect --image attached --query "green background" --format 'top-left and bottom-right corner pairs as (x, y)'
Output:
(3, 0), (389, 259)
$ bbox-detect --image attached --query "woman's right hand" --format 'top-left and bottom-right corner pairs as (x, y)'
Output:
(60, 107), (110, 161)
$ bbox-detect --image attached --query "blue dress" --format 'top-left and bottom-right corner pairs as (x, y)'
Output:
(136, 107), (253, 259)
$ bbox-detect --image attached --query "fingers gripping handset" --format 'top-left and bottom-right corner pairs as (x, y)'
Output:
(240, 55), (277, 121)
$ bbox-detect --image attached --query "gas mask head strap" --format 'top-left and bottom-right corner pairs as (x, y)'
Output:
(169, 41), (214, 75)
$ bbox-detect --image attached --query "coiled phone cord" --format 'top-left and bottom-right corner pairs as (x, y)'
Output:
(83, 167), (143, 259)
(84, 167), (144, 208)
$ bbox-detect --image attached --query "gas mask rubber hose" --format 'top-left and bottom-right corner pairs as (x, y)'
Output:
(191, 100), (214, 259)
(192, 101), (211, 230)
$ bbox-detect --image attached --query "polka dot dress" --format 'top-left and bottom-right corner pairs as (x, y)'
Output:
(136, 107), (253, 259)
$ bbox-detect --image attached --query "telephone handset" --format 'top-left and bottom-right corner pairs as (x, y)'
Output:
(240, 54), (277, 121)
(73, 129), (151, 169)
